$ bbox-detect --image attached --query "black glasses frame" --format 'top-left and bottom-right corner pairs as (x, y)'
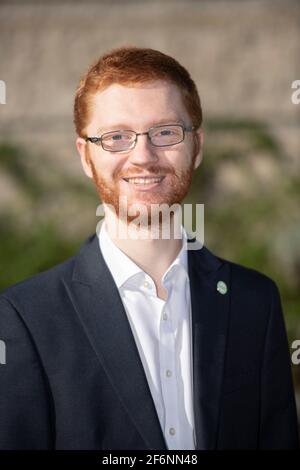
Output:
(85, 123), (197, 152)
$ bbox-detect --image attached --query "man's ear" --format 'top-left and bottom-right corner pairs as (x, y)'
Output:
(76, 137), (93, 179)
(193, 127), (204, 170)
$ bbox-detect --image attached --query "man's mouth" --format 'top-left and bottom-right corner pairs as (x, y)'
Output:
(122, 176), (165, 185)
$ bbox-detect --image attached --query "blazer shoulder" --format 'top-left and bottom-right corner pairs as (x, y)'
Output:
(202, 252), (285, 342)
(205, 246), (279, 294)
(1, 233), (98, 298)
(0, 255), (75, 309)
(228, 258), (275, 285)
(0, 233), (97, 313)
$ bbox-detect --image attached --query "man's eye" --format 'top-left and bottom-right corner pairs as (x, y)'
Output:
(153, 129), (174, 137)
(159, 129), (173, 136)
(109, 133), (133, 141)
(111, 134), (123, 141)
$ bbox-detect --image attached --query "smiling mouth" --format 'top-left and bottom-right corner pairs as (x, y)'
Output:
(122, 176), (165, 185)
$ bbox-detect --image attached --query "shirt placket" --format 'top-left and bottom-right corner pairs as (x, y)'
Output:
(159, 287), (181, 450)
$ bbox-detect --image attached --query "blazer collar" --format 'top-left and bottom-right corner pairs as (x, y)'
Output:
(66, 233), (230, 450)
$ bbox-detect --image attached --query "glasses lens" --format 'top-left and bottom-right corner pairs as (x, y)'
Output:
(150, 125), (184, 147)
(102, 130), (135, 151)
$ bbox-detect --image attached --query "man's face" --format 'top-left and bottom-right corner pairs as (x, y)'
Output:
(76, 80), (203, 220)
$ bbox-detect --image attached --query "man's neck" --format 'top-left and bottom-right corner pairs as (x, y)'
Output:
(103, 213), (184, 288)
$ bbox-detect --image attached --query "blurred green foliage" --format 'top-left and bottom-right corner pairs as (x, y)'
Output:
(0, 141), (96, 290)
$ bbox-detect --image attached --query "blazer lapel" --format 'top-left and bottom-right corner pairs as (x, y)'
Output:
(188, 243), (230, 449)
(64, 234), (167, 450)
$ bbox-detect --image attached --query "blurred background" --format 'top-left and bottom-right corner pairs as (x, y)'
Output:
(0, 0), (299, 432)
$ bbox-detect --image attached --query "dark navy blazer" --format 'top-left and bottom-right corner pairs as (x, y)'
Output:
(0, 234), (299, 449)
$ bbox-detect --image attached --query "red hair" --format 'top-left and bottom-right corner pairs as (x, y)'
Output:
(74, 46), (203, 137)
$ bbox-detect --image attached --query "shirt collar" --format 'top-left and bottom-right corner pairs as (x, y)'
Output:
(98, 221), (189, 289)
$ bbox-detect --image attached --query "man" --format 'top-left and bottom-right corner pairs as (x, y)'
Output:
(0, 47), (299, 450)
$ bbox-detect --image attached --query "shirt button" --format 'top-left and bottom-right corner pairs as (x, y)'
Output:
(143, 281), (150, 288)
(162, 312), (168, 320)
(169, 427), (176, 436)
(166, 369), (172, 378)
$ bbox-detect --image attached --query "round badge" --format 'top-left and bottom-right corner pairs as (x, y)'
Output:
(217, 281), (227, 295)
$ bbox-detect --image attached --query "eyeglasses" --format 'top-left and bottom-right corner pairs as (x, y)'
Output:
(85, 123), (197, 153)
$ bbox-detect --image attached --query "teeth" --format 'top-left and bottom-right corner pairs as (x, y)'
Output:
(124, 177), (163, 185)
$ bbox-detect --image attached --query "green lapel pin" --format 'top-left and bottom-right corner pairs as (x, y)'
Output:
(217, 280), (228, 295)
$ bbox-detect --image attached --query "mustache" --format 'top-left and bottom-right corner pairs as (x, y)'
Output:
(116, 165), (175, 179)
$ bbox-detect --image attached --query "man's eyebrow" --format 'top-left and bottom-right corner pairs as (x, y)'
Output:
(95, 119), (184, 134)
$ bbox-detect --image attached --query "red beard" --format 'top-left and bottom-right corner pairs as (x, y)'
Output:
(88, 155), (196, 225)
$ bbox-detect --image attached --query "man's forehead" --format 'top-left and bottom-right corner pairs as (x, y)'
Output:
(92, 80), (183, 107)
(89, 80), (189, 132)
(95, 79), (179, 95)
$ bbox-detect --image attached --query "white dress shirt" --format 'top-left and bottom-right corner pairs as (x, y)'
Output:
(98, 222), (196, 450)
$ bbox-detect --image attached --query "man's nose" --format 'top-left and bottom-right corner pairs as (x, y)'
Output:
(127, 133), (159, 166)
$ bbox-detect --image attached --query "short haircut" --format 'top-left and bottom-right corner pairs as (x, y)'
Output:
(74, 46), (203, 137)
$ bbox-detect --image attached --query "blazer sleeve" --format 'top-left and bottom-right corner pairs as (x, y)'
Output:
(259, 280), (299, 449)
(0, 295), (53, 449)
